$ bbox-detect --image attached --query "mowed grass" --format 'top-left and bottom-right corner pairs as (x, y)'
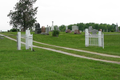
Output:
(0, 35), (120, 79)
(1, 32), (120, 56)
(33, 32), (120, 56)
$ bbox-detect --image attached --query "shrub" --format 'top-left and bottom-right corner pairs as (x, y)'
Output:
(111, 29), (114, 32)
(52, 30), (59, 37)
(10, 28), (19, 32)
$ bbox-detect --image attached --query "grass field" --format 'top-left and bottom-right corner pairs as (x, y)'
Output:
(0, 32), (120, 80)
(32, 32), (120, 56)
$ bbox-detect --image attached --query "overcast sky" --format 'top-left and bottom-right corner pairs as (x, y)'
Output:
(0, 0), (120, 31)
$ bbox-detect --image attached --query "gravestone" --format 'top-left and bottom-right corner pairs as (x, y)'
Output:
(88, 26), (93, 32)
(116, 23), (119, 32)
(91, 29), (98, 34)
(56, 26), (59, 31)
(74, 30), (80, 34)
(45, 27), (49, 35)
(72, 26), (78, 32)
(41, 26), (46, 34)
(66, 26), (68, 31)
(66, 29), (71, 33)
(35, 23), (41, 34)
(99, 29), (102, 32)
(49, 27), (51, 31)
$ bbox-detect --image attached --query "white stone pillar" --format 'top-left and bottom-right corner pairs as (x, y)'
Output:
(85, 29), (89, 47)
(26, 29), (30, 50)
(17, 32), (21, 50)
(51, 21), (54, 31)
(98, 31), (102, 47)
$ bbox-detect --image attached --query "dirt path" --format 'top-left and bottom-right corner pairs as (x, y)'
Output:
(1, 34), (120, 64)
(33, 41), (120, 58)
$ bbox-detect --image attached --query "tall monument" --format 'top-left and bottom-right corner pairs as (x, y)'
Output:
(51, 21), (54, 31)
(116, 23), (119, 32)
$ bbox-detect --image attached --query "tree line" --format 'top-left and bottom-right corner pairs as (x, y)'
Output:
(59, 23), (120, 32)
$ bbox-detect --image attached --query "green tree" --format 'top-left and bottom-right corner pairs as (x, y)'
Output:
(7, 0), (38, 31)
(68, 24), (74, 30)
(59, 25), (66, 32)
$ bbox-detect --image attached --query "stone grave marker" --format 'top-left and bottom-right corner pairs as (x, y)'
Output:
(72, 26), (78, 32)
(41, 26), (46, 34)
(35, 23), (41, 34)
(74, 30), (80, 34)
(99, 29), (102, 32)
(88, 26), (93, 32)
(91, 29), (98, 34)
(56, 26), (59, 31)
(45, 27), (49, 35)
(116, 23), (119, 32)
(66, 26), (68, 31)
(66, 29), (71, 33)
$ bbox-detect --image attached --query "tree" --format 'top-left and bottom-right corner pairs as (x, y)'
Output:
(59, 25), (66, 32)
(7, 0), (38, 31)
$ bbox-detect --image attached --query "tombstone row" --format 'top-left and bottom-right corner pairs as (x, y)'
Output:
(66, 26), (81, 34)
(34, 23), (60, 35)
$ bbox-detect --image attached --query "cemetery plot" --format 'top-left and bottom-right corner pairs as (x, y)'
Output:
(85, 28), (104, 48)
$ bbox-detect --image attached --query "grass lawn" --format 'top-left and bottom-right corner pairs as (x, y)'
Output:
(33, 32), (120, 56)
(0, 33), (120, 80)
(1, 32), (120, 56)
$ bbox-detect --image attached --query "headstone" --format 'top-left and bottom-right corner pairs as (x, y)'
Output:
(35, 23), (41, 34)
(56, 26), (59, 31)
(116, 23), (119, 32)
(88, 26), (93, 32)
(91, 29), (98, 34)
(99, 29), (102, 32)
(41, 26), (46, 34)
(74, 30), (80, 34)
(72, 26), (78, 32)
(45, 27), (49, 35)
(66, 26), (68, 31)
(66, 29), (71, 33)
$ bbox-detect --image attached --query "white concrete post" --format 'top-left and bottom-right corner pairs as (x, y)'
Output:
(103, 34), (104, 49)
(17, 32), (21, 50)
(26, 29), (30, 50)
(25, 28), (33, 51)
(85, 29), (89, 47)
(98, 31), (102, 47)
(29, 34), (33, 51)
